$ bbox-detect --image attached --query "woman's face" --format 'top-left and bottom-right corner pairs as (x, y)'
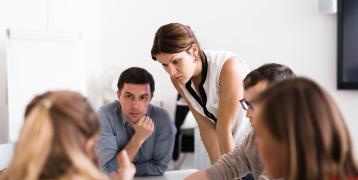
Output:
(253, 104), (285, 179)
(155, 48), (198, 85)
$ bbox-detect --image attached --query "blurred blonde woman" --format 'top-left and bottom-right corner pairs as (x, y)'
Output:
(0, 90), (135, 180)
(253, 77), (358, 180)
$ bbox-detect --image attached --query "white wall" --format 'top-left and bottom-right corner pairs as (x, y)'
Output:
(0, 0), (102, 143)
(0, 0), (356, 153)
(102, 0), (358, 153)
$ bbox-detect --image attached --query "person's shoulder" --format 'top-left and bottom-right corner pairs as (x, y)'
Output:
(148, 104), (169, 116)
(241, 130), (256, 146)
(246, 130), (256, 141)
(99, 100), (118, 112)
(204, 49), (239, 67)
(148, 104), (173, 124)
(203, 49), (237, 56)
(149, 104), (176, 134)
(97, 100), (121, 124)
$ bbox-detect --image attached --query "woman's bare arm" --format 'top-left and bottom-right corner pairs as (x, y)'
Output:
(171, 78), (221, 163)
(216, 57), (246, 154)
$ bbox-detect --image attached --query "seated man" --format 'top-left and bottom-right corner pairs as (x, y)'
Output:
(186, 63), (295, 180)
(96, 67), (176, 176)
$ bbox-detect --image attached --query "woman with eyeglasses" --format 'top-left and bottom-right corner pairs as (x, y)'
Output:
(151, 22), (251, 163)
(253, 77), (358, 180)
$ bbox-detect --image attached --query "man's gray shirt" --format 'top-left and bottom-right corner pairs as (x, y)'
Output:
(206, 131), (263, 180)
(95, 100), (176, 176)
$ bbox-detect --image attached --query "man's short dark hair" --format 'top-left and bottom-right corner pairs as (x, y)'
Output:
(243, 63), (295, 90)
(117, 67), (155, 95)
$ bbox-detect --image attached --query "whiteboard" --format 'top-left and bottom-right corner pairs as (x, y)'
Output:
(6, 29), (87, 142)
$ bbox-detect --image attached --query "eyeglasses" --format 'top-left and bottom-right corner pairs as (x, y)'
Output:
(239, 98), (254, 111)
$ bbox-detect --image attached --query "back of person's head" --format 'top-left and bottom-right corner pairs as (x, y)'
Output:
(255, 77), (358, 180)
(117, 67), (155, 96)
(243, 63), (295, 90)
(24, 91), (52, 118)
(1, 91), (105, 180)
(151, 22), (205, 61)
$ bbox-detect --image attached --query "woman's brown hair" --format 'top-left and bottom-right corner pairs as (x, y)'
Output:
(1, 91), (106, 180)
(256, 77), (358, 180)
(151, 22), (205, 61)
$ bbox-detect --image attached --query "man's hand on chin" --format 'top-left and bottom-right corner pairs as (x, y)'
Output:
(132, 116), (154, 143)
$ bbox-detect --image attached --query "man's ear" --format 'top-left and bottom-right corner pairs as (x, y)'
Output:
(150, 93), (154, 101)
(117, 90), (121, 99)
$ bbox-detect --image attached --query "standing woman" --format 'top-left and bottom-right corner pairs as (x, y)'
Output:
(151, 23), (251, 163)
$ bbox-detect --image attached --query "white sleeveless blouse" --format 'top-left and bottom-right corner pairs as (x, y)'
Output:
(179, 50), (251, 145)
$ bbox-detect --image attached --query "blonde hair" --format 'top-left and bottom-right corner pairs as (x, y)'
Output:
(256, 77), (358, 180)
(1, 91), (107, 180)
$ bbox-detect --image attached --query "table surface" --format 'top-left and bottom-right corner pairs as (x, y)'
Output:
(133, 169), (198, 180)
